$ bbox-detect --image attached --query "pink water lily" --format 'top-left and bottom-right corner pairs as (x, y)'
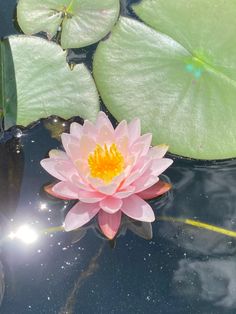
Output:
(41, 112), (173, 239)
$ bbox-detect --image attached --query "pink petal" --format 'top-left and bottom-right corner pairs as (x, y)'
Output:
(132, 174), (159, 193)
(128, 118), (141, 144)
(64, 202), (100, 231)
(100, 197), (123, 214)
(149, 144), (169, 159)
(150, 158), (173, 176)
(54, 160), (78, 181)
(96, 125), (115, 145)
(114, 186), (135, 198)
(92, 181), (118, 195)
(131, 133), (152, 158)
(53, 181), (104, 203)
(98, 210), (121, 239)
(116, 135), (129, 158)
(75, 159), (89, 179)
(137, 181), (172, 200)
(52, 181), (79, 199)
(70, 122), (83, 138)
(77, 190), (105, 203)
(83, 120), (96, 137)
(44, 183), (71, 200)
(41, 158), (71, 181)
(121, 194), (155, 222)
(114, 120), (128, 139)
(95, 111), (114, 132)
(88, 172), (125, 195)
(122, 156), (151, 188)
(61, 133), (79, 158)
(69, 135), (96, 161)
(71, 174), (94, 191)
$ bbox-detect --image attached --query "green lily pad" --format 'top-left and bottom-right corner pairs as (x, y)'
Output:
(1, 35), (99, 129)
(93, 1), (236, 160)
(17, 0), (120, 49)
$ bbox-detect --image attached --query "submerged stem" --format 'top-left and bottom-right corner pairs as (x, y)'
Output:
(59, 243), (104, 314)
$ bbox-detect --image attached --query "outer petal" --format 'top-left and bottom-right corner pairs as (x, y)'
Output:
(52, 181), (104, 203)
(132, 174), (159, 193)
(40, 158), (70, 181)
(61, 133), (79, 158)
(137, 181), (172, 200)
(44, 183), (71, 200)
(98, 210), (121, 239)
(121, 156), (151, 188)
(131, 133), (152, 158)
(149, 144), (169, 159)
(54, 160), (78, 181)
(128, 118), (141, 144)
(121, 194), (155, 222)
(99, 197), (123, 214)
(64, 202), (100, 231)
(150, 158), (173, 176)
(114, 120), (128, 139)
(52, 181), (79, 199)
(95, 111), (114, 132)
(83, 120), (97, 138)
(70, 122), (83, 138)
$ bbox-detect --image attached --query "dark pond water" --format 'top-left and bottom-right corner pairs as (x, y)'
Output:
(1, 1), (236, 314)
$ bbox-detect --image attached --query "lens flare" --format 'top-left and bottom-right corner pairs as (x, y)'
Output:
(8, 225), (39, 244)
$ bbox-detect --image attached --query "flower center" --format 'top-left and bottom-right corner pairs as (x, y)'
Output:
(88, 143), (124, 183)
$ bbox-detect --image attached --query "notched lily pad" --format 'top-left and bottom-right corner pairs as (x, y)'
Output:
(94, 0), (236, 160)
(1, 35), (99, 129)
(17, 0), (120, 49)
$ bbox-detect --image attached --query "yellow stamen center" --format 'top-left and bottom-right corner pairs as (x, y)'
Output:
(88, 143), (124, 183)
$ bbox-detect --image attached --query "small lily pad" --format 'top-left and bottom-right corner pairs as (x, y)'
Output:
(17, 0), (120, 49)
(1, 35), (99, 129)
(93, 0), (236, 160)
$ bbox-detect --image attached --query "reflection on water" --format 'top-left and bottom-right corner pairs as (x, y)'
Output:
(70, 215), (154, 246)
(157, 157), (236, 313)
(173, 258), (236, 309)
(159, 157), (236, 255)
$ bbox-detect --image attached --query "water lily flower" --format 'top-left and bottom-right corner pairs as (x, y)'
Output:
(41, 112), (173, 239)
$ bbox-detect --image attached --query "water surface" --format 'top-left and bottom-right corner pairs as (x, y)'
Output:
(1, 1), (236, 314)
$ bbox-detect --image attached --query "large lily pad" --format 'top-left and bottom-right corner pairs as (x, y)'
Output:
(17, 0), (120, 49)
(93, 1), (236, 160)
(1, 36), (99, 129)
